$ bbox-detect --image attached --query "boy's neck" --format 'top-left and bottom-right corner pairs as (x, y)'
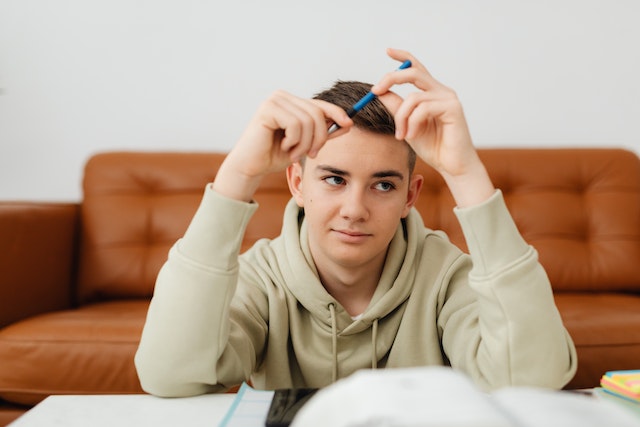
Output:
(316, 263), (383, 317)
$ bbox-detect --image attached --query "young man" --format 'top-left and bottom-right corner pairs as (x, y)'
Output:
(135, 49), (577, 397)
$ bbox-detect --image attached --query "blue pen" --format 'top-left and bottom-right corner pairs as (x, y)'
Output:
(327, 59), (412, 134)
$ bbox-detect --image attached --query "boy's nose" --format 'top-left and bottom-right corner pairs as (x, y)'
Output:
(339, 189), (370, 221)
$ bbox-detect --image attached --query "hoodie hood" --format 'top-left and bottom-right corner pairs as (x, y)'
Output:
(280, 198), (425, 335)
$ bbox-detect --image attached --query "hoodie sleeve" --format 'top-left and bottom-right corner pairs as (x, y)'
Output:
(134, 185), (265, 397)
(438, 190), (577, 390)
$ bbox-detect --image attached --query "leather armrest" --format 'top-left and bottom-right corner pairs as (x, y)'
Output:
(0, 202), (79, 329)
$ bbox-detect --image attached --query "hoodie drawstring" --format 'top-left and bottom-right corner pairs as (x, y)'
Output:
(328, 303), (338, 383)
(328, 304), (380, 382)
(371, 318), (379, 369)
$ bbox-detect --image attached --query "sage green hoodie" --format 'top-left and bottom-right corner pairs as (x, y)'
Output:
(135, 186), (577, 397)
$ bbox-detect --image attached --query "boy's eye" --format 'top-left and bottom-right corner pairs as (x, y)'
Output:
(324, 176), (345, 186)
(375, 181), (396, 192)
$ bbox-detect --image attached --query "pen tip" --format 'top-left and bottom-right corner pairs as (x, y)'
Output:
(327, 123), (340, 135)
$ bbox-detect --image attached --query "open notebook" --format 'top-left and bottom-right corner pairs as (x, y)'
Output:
(219, 367), (640, 427)
(291, 367), (640, 427)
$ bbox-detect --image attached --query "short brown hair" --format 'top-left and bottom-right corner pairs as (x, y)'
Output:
(314, 81), (417, 173)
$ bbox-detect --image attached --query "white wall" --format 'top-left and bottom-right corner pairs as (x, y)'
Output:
(1, 0), (639, 201)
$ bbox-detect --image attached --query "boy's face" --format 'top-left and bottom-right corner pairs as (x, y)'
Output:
(287, 128), (423, 273)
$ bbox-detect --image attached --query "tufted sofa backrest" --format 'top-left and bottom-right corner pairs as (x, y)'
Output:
(76, 149), (640, 303)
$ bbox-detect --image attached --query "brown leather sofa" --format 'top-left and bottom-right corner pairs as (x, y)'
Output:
(1, 148), (639, 425)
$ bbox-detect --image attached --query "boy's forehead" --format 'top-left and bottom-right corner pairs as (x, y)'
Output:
(308, 129), (410, 173)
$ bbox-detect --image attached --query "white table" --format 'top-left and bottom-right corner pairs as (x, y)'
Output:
(9, 394), (239, 427)
(9, 387), (640, 427)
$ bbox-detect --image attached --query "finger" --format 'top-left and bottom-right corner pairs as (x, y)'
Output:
(314, 99), (353, 124)
(312, 99), (353, 131)
(372, 49), (437, 94)
(280, 96), (325, 156)
(400, 96), (458, 142)
(386, 48), (424, 69)
(287, 98), (352, 158)
(282, 97), (351, 160)
(373, 67), (434, 96)
(393, 92), (439, 140)
(405, 101), (442, 141)
(267, 94), (309, 153)
(308, 99), (353, 156)
(283, 115), (316, 162)
(265, 94), (353, 160)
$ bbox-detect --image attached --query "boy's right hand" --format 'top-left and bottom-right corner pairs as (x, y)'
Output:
(213, 90), (352, 202)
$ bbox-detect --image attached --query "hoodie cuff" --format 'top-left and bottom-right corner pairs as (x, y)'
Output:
(177, 184), (258, 269)
(453, 190), (529, 277)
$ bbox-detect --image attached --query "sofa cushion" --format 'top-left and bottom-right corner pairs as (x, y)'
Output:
(76, 152), (293, 303)
(419, 149), (640, 293)
(0, 202), (78, 329)
(0, 300), (146, 405)
(76, 153), (220, 303)
(555, 293), (640, 388)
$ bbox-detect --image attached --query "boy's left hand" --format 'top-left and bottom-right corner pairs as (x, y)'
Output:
(373, 48), (495, 207)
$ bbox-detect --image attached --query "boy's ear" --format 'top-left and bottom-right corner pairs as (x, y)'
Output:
(402, 174), (424, 218)
(286, 162), (305, 207)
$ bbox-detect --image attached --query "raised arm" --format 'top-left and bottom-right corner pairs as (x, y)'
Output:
(213, 91), (353, 202)
(373, 48), (576, 388)
(135, 91), (352, 397)
(372, 48), (495, 208)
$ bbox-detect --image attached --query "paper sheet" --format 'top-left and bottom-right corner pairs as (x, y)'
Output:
(219, 383), (275, 427)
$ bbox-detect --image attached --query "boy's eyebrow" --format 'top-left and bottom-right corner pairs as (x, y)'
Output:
(316, 165), (349, 176)
(373, 170), (405, 180)
(315, 165), (405, 180)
